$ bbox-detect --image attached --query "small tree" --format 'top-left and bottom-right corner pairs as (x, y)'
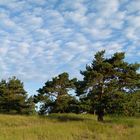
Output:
(34, 72), (77, 114)
(0, 76), (35, 114)
(123, 91), (140, 116)
(76, 51), (140, 121)
(24, 96), (36, 115)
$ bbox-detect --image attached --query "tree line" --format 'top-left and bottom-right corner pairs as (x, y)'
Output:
(0, 51), (140, 121)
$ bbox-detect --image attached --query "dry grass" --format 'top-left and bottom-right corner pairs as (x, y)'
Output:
(0, 113), (139, 140)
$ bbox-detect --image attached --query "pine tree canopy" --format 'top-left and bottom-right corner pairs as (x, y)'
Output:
(76, 50), (140, 121)
(0, 76), (35, 114)
(34, 72), (77, 114)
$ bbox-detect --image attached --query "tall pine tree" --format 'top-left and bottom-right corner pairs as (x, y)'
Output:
(76, 51), (140, 121)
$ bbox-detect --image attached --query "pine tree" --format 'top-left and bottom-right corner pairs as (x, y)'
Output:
(34, 72), (77, 114)
(0, 76), (35, 114)
(76, 51), (140, 121)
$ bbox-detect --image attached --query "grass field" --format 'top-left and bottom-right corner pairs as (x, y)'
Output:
(0, 113), (139, 140)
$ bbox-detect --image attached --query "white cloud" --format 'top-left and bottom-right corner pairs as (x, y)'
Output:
(18, 42), (30, 55)
(0, 0), (139, 85)
(126, 0), (140, 13)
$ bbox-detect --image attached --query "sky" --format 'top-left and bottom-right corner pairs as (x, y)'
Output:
(0, 0), (140, 95)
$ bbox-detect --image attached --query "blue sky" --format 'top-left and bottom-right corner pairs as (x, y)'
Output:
(0, 0), (140, 95)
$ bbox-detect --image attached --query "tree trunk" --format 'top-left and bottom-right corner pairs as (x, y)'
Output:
(97, 111), (104, 122)
(97, 83), (104, 122)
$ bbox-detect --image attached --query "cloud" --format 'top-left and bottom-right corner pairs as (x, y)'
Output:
(0, 0), (139, 85)
(126, 0), (140, 13)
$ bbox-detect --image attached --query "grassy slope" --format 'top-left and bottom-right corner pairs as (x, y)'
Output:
(0, 114), (139, 140)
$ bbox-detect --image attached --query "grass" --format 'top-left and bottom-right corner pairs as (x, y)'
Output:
(0, 114), (139, 140)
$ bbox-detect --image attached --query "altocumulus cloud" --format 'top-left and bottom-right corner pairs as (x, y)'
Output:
(0, 0), (140, 83)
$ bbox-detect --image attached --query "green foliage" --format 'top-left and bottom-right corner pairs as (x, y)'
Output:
(76, 51), (140, 121)
(24, 96), (36, 115)
(0, 77), (35, 115)
(123, 91), (140, 117)
(34, 72), (78, 114)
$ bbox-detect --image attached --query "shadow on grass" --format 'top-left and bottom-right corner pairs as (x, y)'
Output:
(45, 114), (91, 122)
